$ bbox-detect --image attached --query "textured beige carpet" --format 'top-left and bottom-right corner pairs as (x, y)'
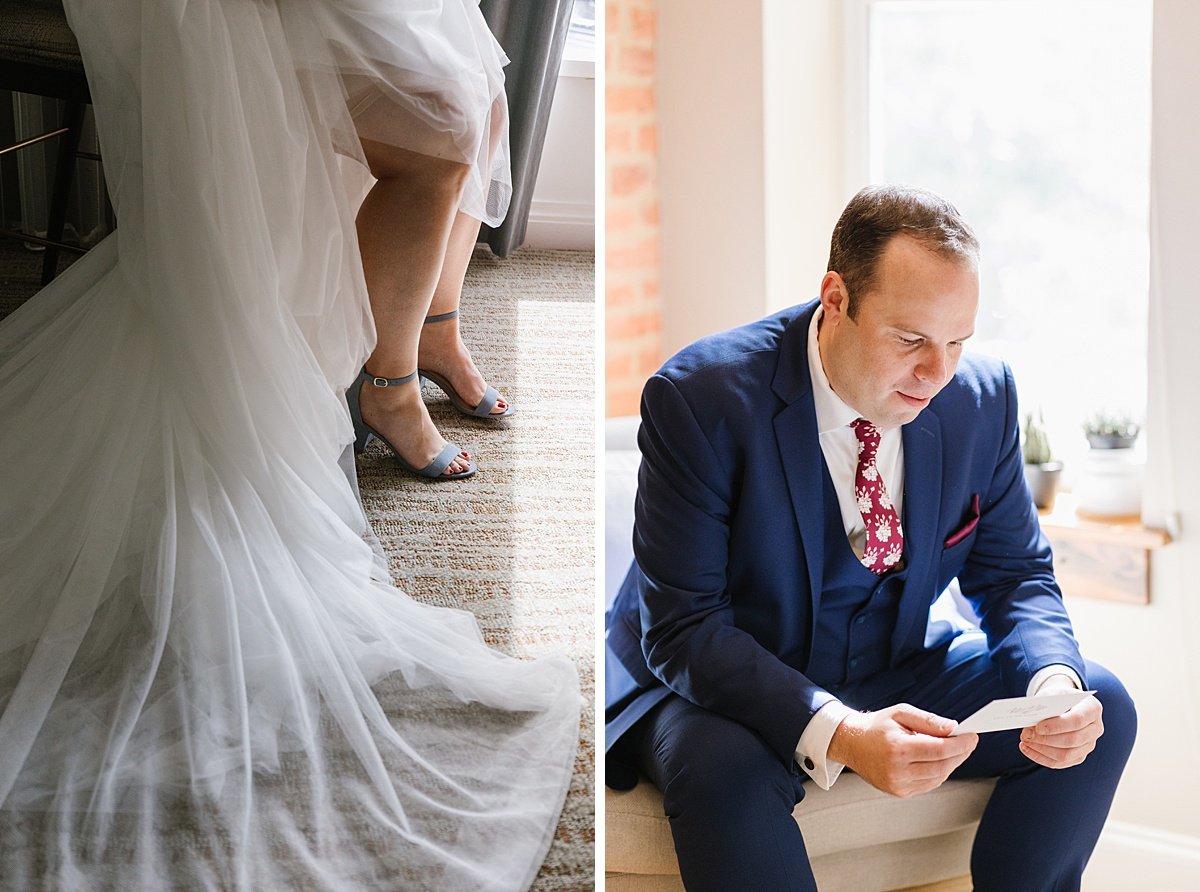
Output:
(355, 247), (596, 891)
(1, 241), (597, 890)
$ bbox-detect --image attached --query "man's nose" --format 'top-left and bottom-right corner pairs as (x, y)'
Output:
(914, 346), (948, 383)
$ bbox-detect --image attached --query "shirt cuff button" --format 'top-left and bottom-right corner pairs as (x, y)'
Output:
(803, 757), (815, 771)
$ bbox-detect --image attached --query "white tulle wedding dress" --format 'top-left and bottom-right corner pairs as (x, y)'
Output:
(0, 2), (579, 890)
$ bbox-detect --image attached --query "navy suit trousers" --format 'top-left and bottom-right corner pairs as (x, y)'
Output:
(620, 633), (1136, 892)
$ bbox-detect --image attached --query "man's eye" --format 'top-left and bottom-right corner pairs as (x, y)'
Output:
(898, 337), (922, 347)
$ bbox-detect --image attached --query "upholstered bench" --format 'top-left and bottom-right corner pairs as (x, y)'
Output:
(605, 773), (996, 891)
(604, 416), (996, 891)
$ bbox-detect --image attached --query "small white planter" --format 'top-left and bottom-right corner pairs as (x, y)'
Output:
(1076, 447), (1145, 518)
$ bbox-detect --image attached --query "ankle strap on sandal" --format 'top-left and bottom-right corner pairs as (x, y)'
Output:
(362, 369), (418, 388)
(424, 310), (459, 324)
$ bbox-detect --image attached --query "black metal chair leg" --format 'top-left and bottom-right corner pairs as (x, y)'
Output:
(41, 100), (85, 285)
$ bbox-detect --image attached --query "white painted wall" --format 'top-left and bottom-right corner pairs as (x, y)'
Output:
(657, 0), (846, 358)
(657, 0), (766, 356)
(525, 64), (596, 251)
(762, 0), (852, 319)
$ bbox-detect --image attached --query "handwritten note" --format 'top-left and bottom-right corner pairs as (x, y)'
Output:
(949, 690), (1096, 735)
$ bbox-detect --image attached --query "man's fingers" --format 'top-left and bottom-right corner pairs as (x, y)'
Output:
(1022, 724), (1101, 750)
(1020, 738), (1094, 769)
(891, 704), (958, 737)
(1034, 696), (1102, 736)
(921, 748), (975, 780)
(897, 730), (979, 762)
(891, 749), (977, 797)
(1034, 711), (1092, 735)
(1022, 698), (1103, 770)
(845, 706), (982, 798)
(885, 704), (978, 761)
(908, 747), (973, 777)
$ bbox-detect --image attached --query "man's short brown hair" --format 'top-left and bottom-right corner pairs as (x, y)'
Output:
(828, 185), (979, 319)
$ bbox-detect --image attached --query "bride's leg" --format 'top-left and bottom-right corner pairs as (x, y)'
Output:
(356, 137), (472, 476)
(417, 97), (510, 416)
(417, 211), (509, 415)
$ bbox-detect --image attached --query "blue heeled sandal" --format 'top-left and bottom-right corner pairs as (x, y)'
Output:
(417, 310), (514, 419)
(347, 369), (476, 480)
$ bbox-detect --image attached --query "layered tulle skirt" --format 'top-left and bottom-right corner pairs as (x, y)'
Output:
(0, 2), (578, 889)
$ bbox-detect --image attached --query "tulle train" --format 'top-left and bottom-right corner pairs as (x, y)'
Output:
(0, 1), (578, 889)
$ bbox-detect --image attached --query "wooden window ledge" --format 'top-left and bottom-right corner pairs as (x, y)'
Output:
(1038, 494), (1171, 605)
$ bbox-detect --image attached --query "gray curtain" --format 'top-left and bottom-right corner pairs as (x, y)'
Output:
(478, 0), (574, 257)
(1, 93), (111, 246)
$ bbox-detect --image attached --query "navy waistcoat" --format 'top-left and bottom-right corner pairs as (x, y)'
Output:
(805, 461), (910, 693)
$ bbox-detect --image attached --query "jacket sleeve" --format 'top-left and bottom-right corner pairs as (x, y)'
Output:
(633, 373), (835, 763)
(957, 363), (1088, 693)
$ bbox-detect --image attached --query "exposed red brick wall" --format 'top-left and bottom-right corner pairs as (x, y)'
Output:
(605, 0), (661, 418)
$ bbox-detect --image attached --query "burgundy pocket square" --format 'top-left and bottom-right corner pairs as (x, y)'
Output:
(944, 494), (981, 548)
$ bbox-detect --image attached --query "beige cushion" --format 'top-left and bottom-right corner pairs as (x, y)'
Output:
(607, 774), (996, 891)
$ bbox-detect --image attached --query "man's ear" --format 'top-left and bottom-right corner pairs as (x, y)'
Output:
(820, 271), (849, 324)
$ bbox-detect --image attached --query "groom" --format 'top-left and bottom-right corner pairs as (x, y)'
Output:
(605, 185), (1136, 890)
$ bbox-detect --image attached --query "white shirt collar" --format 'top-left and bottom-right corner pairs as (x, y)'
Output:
(806, 306), (862, 435)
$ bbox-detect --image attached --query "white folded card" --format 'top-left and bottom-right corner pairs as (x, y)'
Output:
(949, 690), (1097, 735)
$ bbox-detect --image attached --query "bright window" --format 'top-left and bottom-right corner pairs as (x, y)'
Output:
(849, 0), (1152, 469)
(564, 0), (596, 74)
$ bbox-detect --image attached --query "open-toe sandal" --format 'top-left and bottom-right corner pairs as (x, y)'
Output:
(346, 369), (476, 480)
(417, 310), (514, 419)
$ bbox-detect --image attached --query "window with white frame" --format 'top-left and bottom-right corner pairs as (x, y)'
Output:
(846, 0), (1152, 471)
(565, 0), (596, 73)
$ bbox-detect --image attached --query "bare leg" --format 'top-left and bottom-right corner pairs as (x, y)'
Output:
(417, 211), (509, 415)
(356, 137), (472, 475)
(417, 93), (510, 416)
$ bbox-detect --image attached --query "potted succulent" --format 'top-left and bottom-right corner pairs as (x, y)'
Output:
(1022, 411), (1063, 511)
(1077, 410), (1144, 518)
(1083, 412), (1141, 450)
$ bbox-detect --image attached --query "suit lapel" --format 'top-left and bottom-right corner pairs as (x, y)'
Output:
(891, 410), (944, 655)
(774, 399), (826, 635)
(771, 302), (825, 650)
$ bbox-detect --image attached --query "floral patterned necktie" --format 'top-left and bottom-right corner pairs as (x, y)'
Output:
(850, 419), (904, 574)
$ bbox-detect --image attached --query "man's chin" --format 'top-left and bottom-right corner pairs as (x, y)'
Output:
(885, 393), (933, 426)
(874, 405), (925, 429)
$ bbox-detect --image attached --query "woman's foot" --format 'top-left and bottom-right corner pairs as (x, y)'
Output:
(417, 315), (510, 416)
(358, 374), (472, 476)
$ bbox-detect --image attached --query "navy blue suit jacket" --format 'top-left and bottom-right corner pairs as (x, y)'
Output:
(605, 300), (1085, 768)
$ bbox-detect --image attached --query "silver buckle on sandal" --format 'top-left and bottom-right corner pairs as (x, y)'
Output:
(373, 377), (390, 387)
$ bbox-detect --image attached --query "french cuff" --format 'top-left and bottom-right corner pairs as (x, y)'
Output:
(1028, 664), (1083, 696)
(795, 700), (853, 790)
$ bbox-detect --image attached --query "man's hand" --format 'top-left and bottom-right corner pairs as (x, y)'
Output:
(827, 704), (979, 798)
(1021, 678), (1104, 769)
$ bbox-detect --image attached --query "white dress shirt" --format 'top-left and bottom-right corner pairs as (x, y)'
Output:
(794, 308), (1081, 789)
